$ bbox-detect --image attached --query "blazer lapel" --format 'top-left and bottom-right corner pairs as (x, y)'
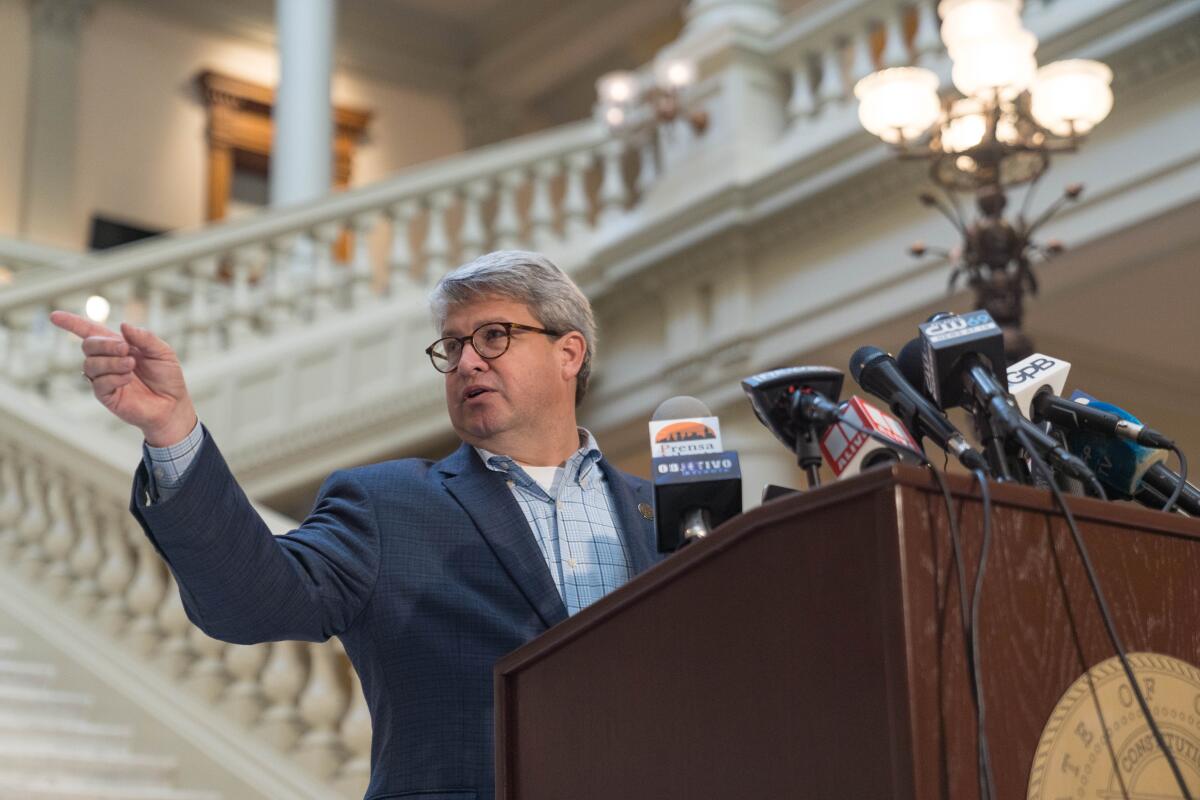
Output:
(439, 443), (568, 629)
(599, 458), (663, 576)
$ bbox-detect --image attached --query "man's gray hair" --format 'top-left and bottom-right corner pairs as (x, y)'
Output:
(429, 250), (596, 405)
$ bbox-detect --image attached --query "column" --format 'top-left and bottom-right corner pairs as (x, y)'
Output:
(271, 0), (335, 207)
(684, 0), (781, 35)
(19, 0), (93, 247)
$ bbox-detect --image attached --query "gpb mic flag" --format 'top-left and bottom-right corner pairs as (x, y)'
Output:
(819, 396), (922, 477)
(649, 396), (742, 553)
(1006, 353), (1071, 420)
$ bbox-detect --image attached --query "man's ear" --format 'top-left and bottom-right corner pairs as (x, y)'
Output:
(557, 331), (587, 381)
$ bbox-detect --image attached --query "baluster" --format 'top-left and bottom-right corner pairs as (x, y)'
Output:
(157, 575), (193, 677)
(817, 39), (848, 106)
(788, 58), (818, 118)
(187, 626), (229, 702)
(258, 640), (308, 751)
(882, 4), (911, 67)
(493, 170), (524, 250)
(145, 272), (169, 336)
(913, 0), (942, 65)
(597, 140), (629, 226)
(634, 134), (658, 197)
(222, 644), (269, 726)
(423, 190), (453, 278)
(0, 444), (22, 561)
(15, 457), (49, 578)
(297, 642), (349, 778)
(68, 489), (104, 616)
(529, 161), (558, 249)
(349, 213), (377, 308)
(104, 277), (135, 327)
(386, 199), (418, 291)
(1, 314), (28, 387)
(41, 471), (75, 596)
(267, 236), (299, 332)
(96, 509), (135, 635)
(336, 661), (372, 797)
(227, 246), (260, 348)
(185, 256), (219, 360)
(310, 225), (340, 320)
(458, 180), (490, 263)
(850, 27), (876, 85)
(564, 152), (593, 237)
(124, 532), (166, 656)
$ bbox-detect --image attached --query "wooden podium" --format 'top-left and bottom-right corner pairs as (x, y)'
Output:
(494, 465), (1200, 799)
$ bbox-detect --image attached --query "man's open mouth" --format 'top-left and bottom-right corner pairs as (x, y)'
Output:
(463, 387), (492, 400)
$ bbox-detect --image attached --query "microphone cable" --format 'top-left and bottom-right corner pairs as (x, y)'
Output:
(1164, 445), (1189, 514)
(831, 412), (997, 799)
(1016, 427), (1194, 800)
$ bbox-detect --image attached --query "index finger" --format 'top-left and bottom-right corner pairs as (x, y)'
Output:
(49, 310), (119, 340)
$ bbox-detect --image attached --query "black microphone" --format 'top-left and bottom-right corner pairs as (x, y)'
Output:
(849, 345), (989, 472)
(1140, 464), (1200, 516)
(649, 396), (742, 552)
(916, 312), (1097, 486)
(1030, 390), (1175, 450)
(741, 366), (844, 488)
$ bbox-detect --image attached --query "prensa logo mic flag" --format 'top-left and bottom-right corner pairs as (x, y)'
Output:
(648, 416), (723, 457)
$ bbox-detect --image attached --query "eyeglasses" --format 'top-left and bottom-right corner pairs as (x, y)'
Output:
(426, 321), (562, 373)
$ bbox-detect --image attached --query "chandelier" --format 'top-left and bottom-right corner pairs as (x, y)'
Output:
(854, 0), (1114, 360)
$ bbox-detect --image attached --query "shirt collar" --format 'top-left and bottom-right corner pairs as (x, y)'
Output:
(475, 428), (603, 486)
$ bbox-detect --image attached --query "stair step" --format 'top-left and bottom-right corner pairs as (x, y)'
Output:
(0, 659), (56, 688)
(0, 713), (132, 751)
(0, 772), (220, 800)
(0, 686), (91, 719)
(0, 743), (178, 784)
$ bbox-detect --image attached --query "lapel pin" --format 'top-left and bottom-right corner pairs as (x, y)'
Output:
(638, 502), (654, 520)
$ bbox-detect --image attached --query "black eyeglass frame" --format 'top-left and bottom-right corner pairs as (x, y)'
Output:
(425, 321), (562, 373)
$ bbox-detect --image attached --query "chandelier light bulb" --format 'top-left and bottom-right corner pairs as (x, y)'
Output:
(596, 71), (639, 106)
(85, 295), (111, 323)
(938, 0), (1024, 54)
(604, 105), (627, 129)
(950, 29), (1038, 99)
(1030, 59), (1114, 136)
(941, 98), (987, 152)
(657, 58), (697, 90)
(854, 67), (942, 144)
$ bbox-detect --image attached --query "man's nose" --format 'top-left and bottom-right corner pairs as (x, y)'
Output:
(457, 341), (489, 372)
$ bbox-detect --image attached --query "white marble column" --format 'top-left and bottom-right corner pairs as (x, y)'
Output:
(271, 0), (335, 207)
(19, 0), (93, 247)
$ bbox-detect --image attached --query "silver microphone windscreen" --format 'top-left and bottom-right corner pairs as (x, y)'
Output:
(651, 395), (712, 421)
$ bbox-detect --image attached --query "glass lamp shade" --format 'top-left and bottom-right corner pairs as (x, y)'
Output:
(85, 295), (111, 323)
(950, 29), (1037, 99)
(939, 0), (1024, 54)
(941, 98), (1021, 152)
(603, 105), (627, 129)
(596, 71), (639, 106)
(854, 67), (942, 144)
(1030, 59), (1114, 136)
(655, 57), (697, 90)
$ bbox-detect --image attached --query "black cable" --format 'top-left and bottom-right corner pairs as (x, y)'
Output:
(831, 415), (997, 799)
(970, 469), (998, 800)
(1016, 427), (1194, 800)
(1163, 445), (1188, 514)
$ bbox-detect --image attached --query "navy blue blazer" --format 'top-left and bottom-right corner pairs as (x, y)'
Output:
(129, 432), (662, 800)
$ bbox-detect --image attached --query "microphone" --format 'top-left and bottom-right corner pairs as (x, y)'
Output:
(649, 396), (742, 552)
(819, 396), (922, 478)
(741, 366), (844, 488)
(848, 345), (988, 472)
(1004, 352), (1071, 420)
(1031, 384), (1175, 450)
(917, 312), (1096, 485)
(1140, 464), (1200, 517)
(1059, 391), (1196, 514)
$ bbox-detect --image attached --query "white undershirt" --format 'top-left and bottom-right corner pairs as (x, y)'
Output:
(520, 464), (560, 493)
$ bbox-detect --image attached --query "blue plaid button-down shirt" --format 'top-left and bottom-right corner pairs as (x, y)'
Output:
(144, 421), (633, 615)
(475, 430), (632, 615)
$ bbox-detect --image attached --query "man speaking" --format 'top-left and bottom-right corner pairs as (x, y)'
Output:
(51, 250), (662, 800)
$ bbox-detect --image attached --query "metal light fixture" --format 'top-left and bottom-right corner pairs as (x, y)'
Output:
(855, 0), (1114, 361)
(596, 55), (708, 137)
